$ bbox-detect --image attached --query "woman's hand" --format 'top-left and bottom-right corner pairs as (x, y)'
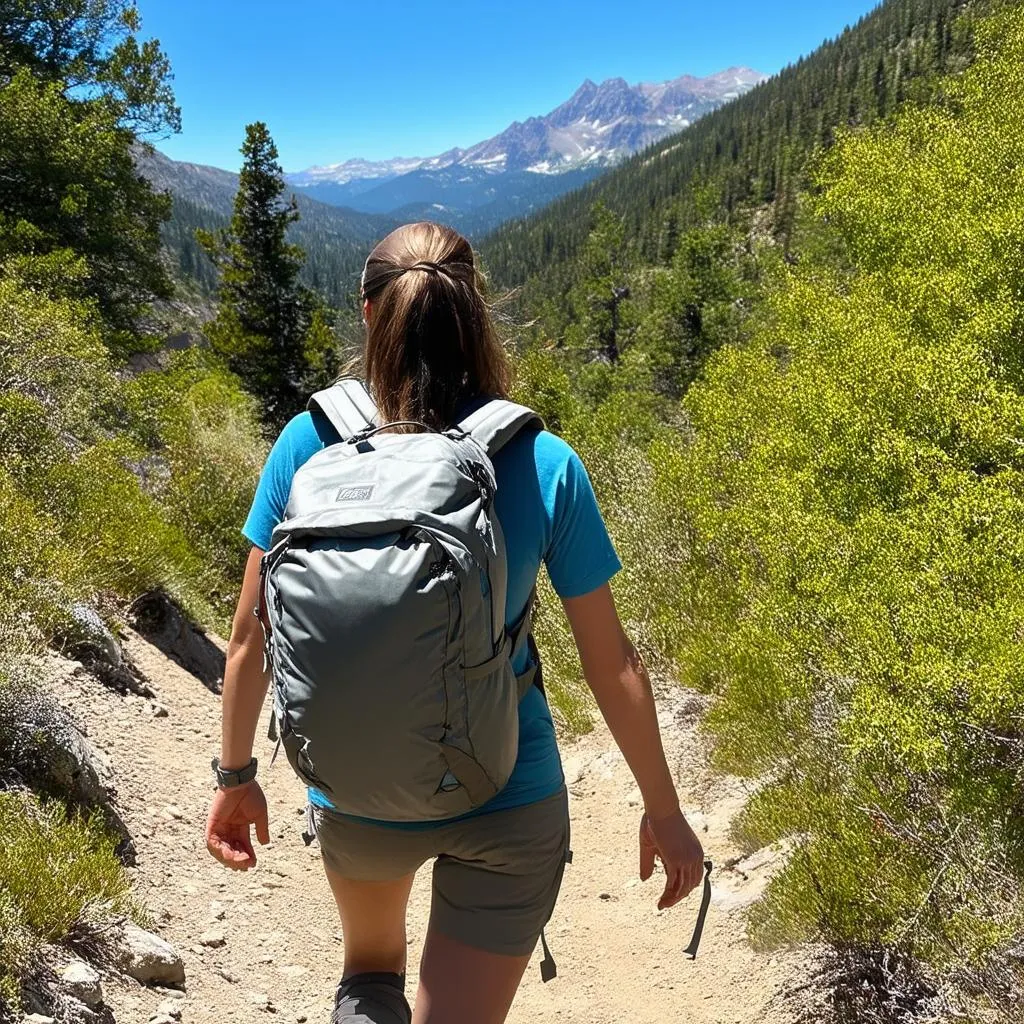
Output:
(639, 808), (705, 910)
(205, 781), (270, 871)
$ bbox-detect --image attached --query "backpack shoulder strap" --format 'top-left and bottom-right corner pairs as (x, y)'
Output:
(307, 378), (378, 441)
(459, 399), (543, 457)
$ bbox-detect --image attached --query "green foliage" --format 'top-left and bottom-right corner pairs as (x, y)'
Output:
(561, 202), (636, 365)
(505, 2), (1024, 1014)
(0, 260), (261, 637)
(512, 345), (690, 722)
(123, 349), (268, 629)
(0, 0), (180, 338)
(0, 0), (180, 135)
(647, 5), (1024, 1007)
(482, 0), (978, 342)
(199, 122), (339, 433)
(0, 790), (138, 1006)
(0, 68), (172, 340)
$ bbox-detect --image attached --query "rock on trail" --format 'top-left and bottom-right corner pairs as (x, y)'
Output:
(58, 627), (809, 1024)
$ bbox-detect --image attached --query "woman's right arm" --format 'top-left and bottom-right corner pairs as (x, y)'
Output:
(219, 546), (271, 770)
(205, 546), (272, 870)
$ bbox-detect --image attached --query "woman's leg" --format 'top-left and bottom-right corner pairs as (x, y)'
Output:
(413, 932), (530, 1024)
(413, 788), (571, 1024)
(324, 866), (416, 976)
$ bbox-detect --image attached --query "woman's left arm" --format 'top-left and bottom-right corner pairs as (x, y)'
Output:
(561, 583), (705, 909)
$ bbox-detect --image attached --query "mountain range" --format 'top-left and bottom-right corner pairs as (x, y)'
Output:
(284, 67), (765, 231)
(148, 65), (764, 303)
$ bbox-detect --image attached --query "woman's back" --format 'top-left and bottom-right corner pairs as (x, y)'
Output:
(242, 403), (620, 820)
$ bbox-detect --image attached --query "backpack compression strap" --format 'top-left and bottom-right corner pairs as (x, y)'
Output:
(308, 377), (378, 440)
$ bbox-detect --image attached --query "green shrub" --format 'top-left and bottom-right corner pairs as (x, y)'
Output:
(512, 344), (693, 727)
(0, 791), (137, 1006)
(0, 263), (264, 639)
(653, 6), (1024, 1007)
(124, 349), (267, 631)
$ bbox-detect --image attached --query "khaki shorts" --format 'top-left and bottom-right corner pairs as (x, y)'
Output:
(310, 787), (570, 957)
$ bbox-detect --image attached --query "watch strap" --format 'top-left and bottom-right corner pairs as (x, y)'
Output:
(212, 756), (258, 788)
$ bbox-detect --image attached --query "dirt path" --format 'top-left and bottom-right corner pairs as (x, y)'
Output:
(60, 629), (809, 1024)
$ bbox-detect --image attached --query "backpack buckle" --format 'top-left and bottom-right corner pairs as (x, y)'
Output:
(345, 426), (373, 445)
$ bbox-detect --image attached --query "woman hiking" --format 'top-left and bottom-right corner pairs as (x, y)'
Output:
(205, 221), (706, 1024)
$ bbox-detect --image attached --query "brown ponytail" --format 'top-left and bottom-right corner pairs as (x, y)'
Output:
(359, 221), (511, 429)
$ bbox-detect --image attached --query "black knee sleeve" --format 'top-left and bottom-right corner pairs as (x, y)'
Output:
(332, 972), (411, 1024)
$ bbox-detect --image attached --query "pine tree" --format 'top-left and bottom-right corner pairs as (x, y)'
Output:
(198, 122), (337, 433)
(0, 1), (179, 340)
(563, 202), (635, 363)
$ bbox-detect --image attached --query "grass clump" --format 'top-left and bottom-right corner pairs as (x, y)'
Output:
(0, 790), (138, 1008)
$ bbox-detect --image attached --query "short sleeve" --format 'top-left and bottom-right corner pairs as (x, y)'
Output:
(242, 413), (325, 551)
(544, 450), (622, 599)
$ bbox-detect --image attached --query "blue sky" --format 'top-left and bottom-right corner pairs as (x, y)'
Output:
(143, 0), (883, 173)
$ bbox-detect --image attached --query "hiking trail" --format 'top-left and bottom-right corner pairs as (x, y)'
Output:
(55, 627), (812, 1024)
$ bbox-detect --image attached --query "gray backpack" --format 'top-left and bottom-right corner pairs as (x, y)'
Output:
(258, 378), (545, 821)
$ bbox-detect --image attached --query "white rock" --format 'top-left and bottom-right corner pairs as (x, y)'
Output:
(60, 998), (95, 1024)
(149, 1016), (178, 1024)
(24, 1015), (56, 1024)
(199, 929), (226, 948)
(61, 959), (102, 1008)
(561, 755), (586, 786)
(115, 923), (186, 985)
(156, 999), (183, 1019)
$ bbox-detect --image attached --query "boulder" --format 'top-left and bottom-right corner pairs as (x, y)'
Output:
(53, 996), (108, 1024)
(54, 604), (154, 697)
(0, 684), (135, 864)
(60, 960), (102, 1008)
(114, 924), (185, 986)
(129, 591), (225, 693)
(62, 605), (122, 671)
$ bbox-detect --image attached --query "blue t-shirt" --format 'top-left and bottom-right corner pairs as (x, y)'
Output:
(242, 408), (621, 828)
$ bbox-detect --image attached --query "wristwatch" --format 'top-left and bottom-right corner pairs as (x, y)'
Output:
(211, 756), (258, 789)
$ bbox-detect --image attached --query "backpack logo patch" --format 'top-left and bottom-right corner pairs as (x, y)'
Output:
(336, 484), (375, 502)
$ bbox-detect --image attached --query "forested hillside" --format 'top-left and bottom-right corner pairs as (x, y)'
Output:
(511, 0), (1024, 1018)
(482, 0), (973, 337)
(141, 147), (395, 308)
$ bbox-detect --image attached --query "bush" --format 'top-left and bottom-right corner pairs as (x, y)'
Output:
(512, 345), (693, 728)
(124, 349), (267, 631)
(0, 263), (265, 639)
(0, 791), (137, 1007)
(656, 7), (1024, 1011)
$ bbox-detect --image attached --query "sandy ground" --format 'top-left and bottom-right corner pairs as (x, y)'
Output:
(59, 629), (810, 1024)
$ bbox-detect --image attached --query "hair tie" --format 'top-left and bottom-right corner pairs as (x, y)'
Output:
(360, 259), (454, 299)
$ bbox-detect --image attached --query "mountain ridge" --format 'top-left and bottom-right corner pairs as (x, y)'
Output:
(288, 66), (765, 189)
